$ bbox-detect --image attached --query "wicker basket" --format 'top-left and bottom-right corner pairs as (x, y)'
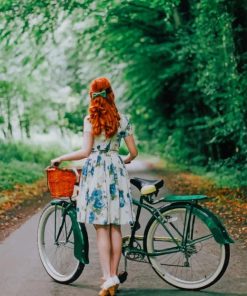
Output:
(46, 166), (79, 198)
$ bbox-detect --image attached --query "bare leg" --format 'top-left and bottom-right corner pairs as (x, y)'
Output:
(110, 224), (122, 276)
(94, 225), (111, 280)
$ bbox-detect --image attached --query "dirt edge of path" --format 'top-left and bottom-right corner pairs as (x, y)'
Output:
(0, 180), (50, 242)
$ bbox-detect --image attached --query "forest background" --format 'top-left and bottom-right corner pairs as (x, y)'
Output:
(0, 0), (246, 197)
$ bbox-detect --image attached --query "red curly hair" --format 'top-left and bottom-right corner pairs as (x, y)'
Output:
(88, 77), (120, 138)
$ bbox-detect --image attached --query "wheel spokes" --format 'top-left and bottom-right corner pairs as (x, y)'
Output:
(39, 205), (80, 279)
(147, 207), (226, 288)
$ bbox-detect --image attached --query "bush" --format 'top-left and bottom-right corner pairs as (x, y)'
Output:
(0, 160), (45, 190)
(0, 140), (60, 165)
(0, 141), (62, 190)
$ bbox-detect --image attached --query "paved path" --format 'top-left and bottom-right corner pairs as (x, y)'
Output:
(0, 159), (247, 296)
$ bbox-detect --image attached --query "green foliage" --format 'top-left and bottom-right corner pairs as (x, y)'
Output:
(119, 143), (129, 155)
(64, 106), (88, 132)
(0, 141), (62, 190)
(0, 140), (60, 165)
(0, 0), (246, 187)
(79, 0), (247, 169)
(204, 164), (247, 188)
(0, 160), (44, 190)
(186, 161), (247, 189)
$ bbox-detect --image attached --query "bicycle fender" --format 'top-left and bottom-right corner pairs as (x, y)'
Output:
(158, 202), (234, 245)
(191, 205), (234, 244)
(68, 207), (89, 264)
(51, 200), (89, 264)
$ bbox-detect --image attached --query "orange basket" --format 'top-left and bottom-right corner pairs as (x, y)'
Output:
(46, 166), (80, 198)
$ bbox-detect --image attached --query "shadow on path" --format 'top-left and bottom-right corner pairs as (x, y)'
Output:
(71, 283), (246, 296)
(118, 288), (246, 296)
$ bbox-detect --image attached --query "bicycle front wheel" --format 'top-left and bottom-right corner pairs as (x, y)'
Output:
(144, 204), (230, 290)
(37, 203), (84, 284)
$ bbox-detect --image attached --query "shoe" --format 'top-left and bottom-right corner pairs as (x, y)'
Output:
(98, 289), (110, 296)
(108, 286), (117, 296)
(111, 275), (120, 293)
(99, 277), (117, 296)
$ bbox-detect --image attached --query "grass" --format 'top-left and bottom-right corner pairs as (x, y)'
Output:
(195, 165), (247, 189)
(156, 156), (247, 189)
(0, 160), (44, 190)
(172, 158), (247, 189)
(0, 140), (62, 191)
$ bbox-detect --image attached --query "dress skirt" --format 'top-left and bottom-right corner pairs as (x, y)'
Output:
(76, 150), (135, 225)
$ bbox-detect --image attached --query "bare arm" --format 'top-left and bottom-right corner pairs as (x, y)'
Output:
(123, 134), (138, 164)
(51, 131), (94, 165)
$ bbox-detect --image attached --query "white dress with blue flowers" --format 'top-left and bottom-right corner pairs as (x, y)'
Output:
(76, 113), (135, 225)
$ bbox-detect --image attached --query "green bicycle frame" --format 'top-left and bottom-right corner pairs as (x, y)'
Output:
(126, 196), (233, 258)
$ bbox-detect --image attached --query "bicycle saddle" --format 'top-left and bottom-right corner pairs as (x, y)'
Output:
(130, 177), (164, 195)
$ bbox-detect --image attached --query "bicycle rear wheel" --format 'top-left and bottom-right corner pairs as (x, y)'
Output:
(144, 204), (230, 290)
(37, 203), (84, 284)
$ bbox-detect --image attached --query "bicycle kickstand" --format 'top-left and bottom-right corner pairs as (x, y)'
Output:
(118, 256), (128, 283)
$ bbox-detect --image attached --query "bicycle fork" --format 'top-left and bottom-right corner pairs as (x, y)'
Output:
(54, 204), (72, 245)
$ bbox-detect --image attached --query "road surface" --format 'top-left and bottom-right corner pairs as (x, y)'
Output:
(1, 159), (247, 296)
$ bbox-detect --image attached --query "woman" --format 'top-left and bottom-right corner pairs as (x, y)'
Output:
(51, 77), (138, 296)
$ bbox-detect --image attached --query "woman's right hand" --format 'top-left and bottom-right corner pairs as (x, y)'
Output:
(124, 158), (131, 164)
(51, 157), (63, 167)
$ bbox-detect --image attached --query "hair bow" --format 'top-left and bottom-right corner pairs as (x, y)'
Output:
(92, 90), (107, 99)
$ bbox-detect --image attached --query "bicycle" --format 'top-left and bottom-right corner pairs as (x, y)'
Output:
(37, 165), (234, 290)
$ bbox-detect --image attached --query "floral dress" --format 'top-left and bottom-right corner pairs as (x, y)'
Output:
(76, 113), (135, 225)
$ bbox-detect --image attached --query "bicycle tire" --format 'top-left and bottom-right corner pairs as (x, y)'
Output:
(37, 203), (85, 284)
(144, 204), (230, 290)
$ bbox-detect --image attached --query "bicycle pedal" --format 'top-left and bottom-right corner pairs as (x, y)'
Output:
(118, 271), (128, 283)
